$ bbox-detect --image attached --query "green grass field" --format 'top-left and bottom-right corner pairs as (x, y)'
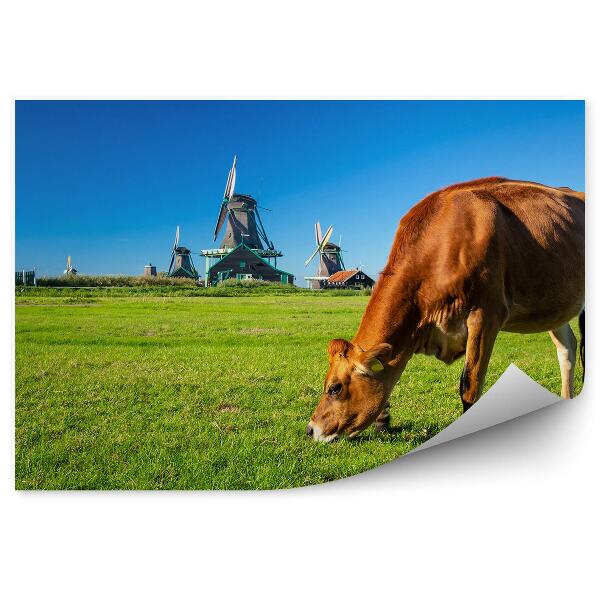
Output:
(15, 293), (583, 490)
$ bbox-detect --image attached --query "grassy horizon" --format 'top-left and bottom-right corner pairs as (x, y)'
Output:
(15, 293), (583, 490)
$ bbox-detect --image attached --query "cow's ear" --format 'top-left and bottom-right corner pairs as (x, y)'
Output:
(357, 343), (392, 374)
(328, 339), (353, 358)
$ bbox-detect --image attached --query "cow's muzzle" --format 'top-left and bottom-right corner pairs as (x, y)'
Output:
(306, 420), (339, 442)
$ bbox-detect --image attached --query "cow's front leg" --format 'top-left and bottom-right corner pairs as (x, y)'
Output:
(373, 399), (390, 432)
(460, 308), (502, 412)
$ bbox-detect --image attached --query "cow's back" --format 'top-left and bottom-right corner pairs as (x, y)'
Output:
(486, 180), (584, 331)
(384, 178), (584, 334)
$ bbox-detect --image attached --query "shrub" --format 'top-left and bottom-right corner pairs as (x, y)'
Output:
(36, 274), (202, 288)
(23, 274), (372, 297)
(216, 278), (290, 288)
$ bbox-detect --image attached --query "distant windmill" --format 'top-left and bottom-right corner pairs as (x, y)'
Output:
(304, 222), (345, 289)
(167, 226), (198, 279)
(212, 155), (275, 250)
(63, 255), (77, 276)
(200, 156), (293, 286)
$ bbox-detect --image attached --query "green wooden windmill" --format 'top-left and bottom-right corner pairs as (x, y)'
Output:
(167, 226), (198, 279)
(201, 156), (294, 286)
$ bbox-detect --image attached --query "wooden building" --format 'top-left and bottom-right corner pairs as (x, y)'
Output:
(202, 156), (294, 286)
(326, 269), (374, 289)
(167, 226), (199, 279)
(144, 264), (157, 277)
(207, 242), (294, 286)
(169, 246), (198, 279)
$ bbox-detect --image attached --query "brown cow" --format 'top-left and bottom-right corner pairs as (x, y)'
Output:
(307, 177), (585, 442)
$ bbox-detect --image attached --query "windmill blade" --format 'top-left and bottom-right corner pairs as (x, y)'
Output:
(67, 255), (71, 269)
(223, 155), (237, 200)
(213, 156), (236, 242)
(305, 224), (334, 266)
(213, 202), (229, 242)
(315, 222), (322, 246)
(320, 225), (334, 249)
(228, 162), (236, 198)
(168, 227), (179, 274)
(304, 245), (321, 266)
(172, 225), (180, 252)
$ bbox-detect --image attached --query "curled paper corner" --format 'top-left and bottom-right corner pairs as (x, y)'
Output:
(409, 364), (563, 455)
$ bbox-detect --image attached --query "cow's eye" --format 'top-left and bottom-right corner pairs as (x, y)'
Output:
(328, 382), (343, 396)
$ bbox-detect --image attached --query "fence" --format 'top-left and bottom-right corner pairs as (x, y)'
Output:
(15, 270), (36, 286)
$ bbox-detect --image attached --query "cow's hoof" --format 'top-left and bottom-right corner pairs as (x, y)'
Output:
(374, 420), (391, 433)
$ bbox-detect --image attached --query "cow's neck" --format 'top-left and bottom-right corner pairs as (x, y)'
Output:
(353, 274), (418, 371)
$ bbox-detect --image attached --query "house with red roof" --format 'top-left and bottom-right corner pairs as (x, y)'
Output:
(326, 269), (375, 289)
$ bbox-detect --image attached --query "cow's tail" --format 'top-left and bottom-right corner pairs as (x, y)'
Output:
(579, 309), (585, 382)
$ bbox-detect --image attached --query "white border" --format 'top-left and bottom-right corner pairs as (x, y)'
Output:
(1, 2), (598, 598)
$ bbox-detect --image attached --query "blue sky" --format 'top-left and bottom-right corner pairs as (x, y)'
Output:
(16, 100), (584, 281)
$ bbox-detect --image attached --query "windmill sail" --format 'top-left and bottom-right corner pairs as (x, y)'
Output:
(213, 203), (228, 242)
(320, 225), (333, 249)
(305, 224), (333, 266)
(213, 156), (237, 242)
(64, 255), (77, 275)
(315, 222), (322, 246)
(168, 226), (179, 273)
(224, 155), (237, 200)
(304, 245), (321, 267)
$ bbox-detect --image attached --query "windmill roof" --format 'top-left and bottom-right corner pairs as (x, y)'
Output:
(170, 266), (197, 278)
(327, 269), (360, 283)
(207, 242), (294, 278)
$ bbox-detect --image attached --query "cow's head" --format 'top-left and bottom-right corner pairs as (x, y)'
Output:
(306, 339), (393, 442)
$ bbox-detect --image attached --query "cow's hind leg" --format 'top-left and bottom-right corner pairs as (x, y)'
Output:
(549, 323), (577, 399)
(460, 308), (502, 413)
(374, 399), (390, 432)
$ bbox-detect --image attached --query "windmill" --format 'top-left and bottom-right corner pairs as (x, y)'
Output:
(212, 155), (275, 250)
(63, 255), (77, 276)
(304, 222), (345, 289)
(202, 156), (293, 286)
(168, 225), (198, 279)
